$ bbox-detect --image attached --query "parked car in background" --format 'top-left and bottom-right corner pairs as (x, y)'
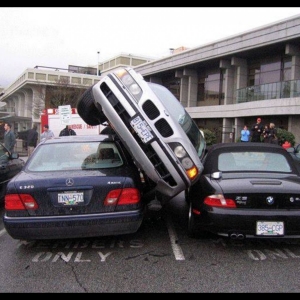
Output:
(187, 142), (300, 239)
(0, 142), (25, 202)
(3, 135), (147, 240)
(77, 67), (206, 204)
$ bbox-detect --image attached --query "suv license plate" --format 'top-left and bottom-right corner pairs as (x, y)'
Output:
(58, 192), (84, 205)
(130, 115), (154, 143)
(256, 221), (284, 236)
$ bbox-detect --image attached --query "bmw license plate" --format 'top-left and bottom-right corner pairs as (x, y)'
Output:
(58, 192), (84, 205)
(256, 221), (284, 236)
(130, 115), (154, 143)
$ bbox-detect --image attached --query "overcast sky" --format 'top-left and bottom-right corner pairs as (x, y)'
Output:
(1, 7), (300, 88)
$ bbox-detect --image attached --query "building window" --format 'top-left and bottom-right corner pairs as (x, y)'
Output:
(248, 56), (291, 86)
(198, 69), (225, 105)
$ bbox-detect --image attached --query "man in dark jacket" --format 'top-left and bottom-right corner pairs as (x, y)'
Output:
(27, 124), (38, 157)
(4, 122), (16, 153)
(59, 125), (77, 136)
(250, 117), (264, 142)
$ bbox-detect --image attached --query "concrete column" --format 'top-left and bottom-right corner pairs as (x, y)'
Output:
(14, 94), (21, 117)
(286, 44), (300, 77)
(291, 56), (300, 81)
(31, 86), (46, 121)
(220, 59), (234, 105)
(225, 68), (234, 105)
(222, 118), (235, 143)
(231, 57), (247, 89)
(24, 91), (31, 118)
(220, 58), (235, 143)
(183, 68), (198, 107)
(19, 92), (25, 117)
(175, 70), (188, 107)
(289, 116), (300, 144)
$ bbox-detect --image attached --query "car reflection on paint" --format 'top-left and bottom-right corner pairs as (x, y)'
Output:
(3, 135), (147, 240)
(186, 142), (300, 240)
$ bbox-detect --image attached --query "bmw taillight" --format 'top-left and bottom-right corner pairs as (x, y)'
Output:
(5, 194), (38, 210)
(104, 188), (141, 206)
(204, 194), (236, 208)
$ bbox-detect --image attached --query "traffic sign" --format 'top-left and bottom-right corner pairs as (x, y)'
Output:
(58, 105), (72, 124)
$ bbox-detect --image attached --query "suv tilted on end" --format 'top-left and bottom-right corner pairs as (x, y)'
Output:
(77, 68), (206, 202)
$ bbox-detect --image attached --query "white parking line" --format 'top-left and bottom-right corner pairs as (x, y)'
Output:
(166, 214), (185, 261)
(0, 228), (6, 237)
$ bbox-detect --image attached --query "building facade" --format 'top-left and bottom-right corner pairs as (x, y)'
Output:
(1, 15), (300, 144)
(0, 54), (153, 140)
(134, 14), (300, 144)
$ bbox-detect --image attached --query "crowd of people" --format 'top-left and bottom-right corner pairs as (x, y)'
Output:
(241, 117), (291, 148)
(2, 118), (293, 158)
(2, 123), (78, 158)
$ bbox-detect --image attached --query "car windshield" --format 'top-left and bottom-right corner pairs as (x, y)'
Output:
(149, 82), (206, 158)
(218, 151), (292, 172)
(27, 141), (123, 171)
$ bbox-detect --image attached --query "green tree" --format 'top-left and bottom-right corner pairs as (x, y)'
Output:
(276, 128), (295, 146)
(205, 127), (295, 147)
(46, 77), (87, 108)
(34, 78), (88, 114)
(202, 128), (217, 146)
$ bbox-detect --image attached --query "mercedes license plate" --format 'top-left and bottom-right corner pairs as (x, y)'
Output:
(130, 115), (154, 143)
(256, 221), (284, 236)
(58, 192), (84, 205)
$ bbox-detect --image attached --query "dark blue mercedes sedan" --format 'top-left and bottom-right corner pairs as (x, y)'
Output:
(3, 135), (146, 240)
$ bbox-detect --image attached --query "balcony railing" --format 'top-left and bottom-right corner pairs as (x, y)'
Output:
(236, 80), (300, 103)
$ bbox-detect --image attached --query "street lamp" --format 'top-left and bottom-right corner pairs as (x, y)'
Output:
(97, 51), (100, 76)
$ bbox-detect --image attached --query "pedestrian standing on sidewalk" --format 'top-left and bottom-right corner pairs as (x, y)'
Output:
(268, 122), (278, 144)
(27, 124), (38, 157)
(262, 124), (270, 143)
(250, 117), (263, 142)
(240, 125), (250, 142)
(4, 122), (16, 153)
(59, 125), (77, 136)
(40, 124), (55, 141)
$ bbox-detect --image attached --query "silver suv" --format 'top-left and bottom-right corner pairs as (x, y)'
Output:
(77, 68), (206, 200)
